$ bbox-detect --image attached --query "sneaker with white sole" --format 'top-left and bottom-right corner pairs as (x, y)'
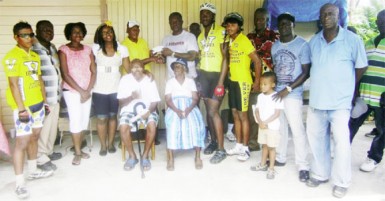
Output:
(237, 150), (250, 161)
(226, 144), (243, 155)
(225, 132), (236, 142)
(250, 163), (268, 171)
(15, 186), (29, 199)
(360, 158), (378, 172)
(267, 168), (276, 179)
(28, 169), (54, 180)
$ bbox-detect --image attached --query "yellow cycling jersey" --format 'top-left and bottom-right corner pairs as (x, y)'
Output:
(121, 37), (151, 74)
(3, 46), (43, 109)
(229, 33), (255, 83)
(198, 24), (226, 72)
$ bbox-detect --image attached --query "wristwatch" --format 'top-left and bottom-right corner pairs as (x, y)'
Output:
(286, 86), (293, 93)
(171, 52), (176, 58)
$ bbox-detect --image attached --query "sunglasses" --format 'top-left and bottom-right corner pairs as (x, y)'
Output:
(17, 33), (35, 39)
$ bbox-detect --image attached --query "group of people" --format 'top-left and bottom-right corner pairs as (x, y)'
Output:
(2, 1), (385, 199)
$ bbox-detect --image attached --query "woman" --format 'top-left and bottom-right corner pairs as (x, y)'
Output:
(92, 22), (130, 156)
(59, 22), (96, 165)
(164, 58), (205, 171)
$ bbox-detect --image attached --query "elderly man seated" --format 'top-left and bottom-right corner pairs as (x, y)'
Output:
(117, 59), (160, 171)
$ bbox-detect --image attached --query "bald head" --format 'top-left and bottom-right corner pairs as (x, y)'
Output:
(377, 9), (385, 35)
(319, 3), (339, 30)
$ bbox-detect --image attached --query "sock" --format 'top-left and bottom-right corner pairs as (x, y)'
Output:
(236, 143), (242, 149)
(15, 174), (25, 187)
(243, 146), (249, 153)
(27, 159), (37, 174)
(227, 124), (234, 133)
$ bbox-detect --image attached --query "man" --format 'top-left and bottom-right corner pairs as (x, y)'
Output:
(247, 8), (279, 152)
(121, 20), (156, 74)
(349, 9), (385, 172)
(118, 59), (160, 171)
(161, 12), (199, 79)
(189, 22), (201, 39)
(197, 3), (228, 164)
(271, 13), (311, 182)
(223, 12), (262, 161)
(3, 21), (53, 199)
(306, 4), (367, 198)
(32, 20), (62, 172)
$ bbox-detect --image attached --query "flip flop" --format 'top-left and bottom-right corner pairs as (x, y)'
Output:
(142, 158), (151, 171)
(80, 152), (90, 159)
(72, 155), (81, 165)
(124, 158), (139, 171)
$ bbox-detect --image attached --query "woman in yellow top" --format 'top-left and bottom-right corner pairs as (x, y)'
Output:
(223, 12), (262, 162)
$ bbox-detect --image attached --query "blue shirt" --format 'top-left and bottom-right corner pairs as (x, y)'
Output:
(309, 26), (367, 110)
(272, 36), (311, 99)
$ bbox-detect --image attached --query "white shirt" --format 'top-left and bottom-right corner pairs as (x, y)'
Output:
(165, 77), (197, 98)
(256, 92), (284, 130)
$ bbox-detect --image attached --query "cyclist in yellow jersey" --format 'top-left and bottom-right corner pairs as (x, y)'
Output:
(223, 12), (262, 162)
(3, 21), (52, 199)
(197, 3), (228, 164)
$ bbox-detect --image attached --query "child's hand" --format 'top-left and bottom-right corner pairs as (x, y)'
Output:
(259, 122), (268, 129)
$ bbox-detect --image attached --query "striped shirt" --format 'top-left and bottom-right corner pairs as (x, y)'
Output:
(359, 37), (385, 107)
(32, 41), (61, 105)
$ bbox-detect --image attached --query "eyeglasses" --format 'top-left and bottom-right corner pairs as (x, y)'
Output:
(17, 33), (35, 39)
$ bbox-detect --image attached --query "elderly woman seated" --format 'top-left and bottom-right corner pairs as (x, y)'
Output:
(117, 59), (160, 171)
(165, 58), (206, 171)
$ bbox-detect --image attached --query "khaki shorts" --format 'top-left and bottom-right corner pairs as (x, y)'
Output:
(257, 128), (280, 148)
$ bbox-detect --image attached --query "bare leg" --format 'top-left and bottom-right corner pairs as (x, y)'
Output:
(26, 128), (41, 160)
(96, 118), (108, 152)
(143, 122), (156, 159)
(268, 147), (276, 170)
(261, 144), (268, 166)
(239, 111), (250, 146)
(14, 135), (31, 175)
(206, 98), (224, 149)
(195, 147), (203, 169)
(232, 109), (242, 143)
(107, 116), (117, 148)
(119, 125), (136, 159)
(167, 149), (174, 171)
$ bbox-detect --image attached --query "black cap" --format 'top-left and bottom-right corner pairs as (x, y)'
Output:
(278, 12), (295, 23)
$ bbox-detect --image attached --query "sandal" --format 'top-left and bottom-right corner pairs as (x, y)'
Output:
(166, 160), (174, 171)
(72, 155), (81, 165)
(195, 158), (203, 170)
(210, 150), (227, 164)
(80, 151), (90, 159)
(142, 158), (151, 171)
(124, 158), (138, 171)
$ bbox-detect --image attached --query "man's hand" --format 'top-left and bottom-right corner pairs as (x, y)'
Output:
(272, 89), (289, 102)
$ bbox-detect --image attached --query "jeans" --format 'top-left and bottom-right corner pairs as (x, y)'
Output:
(306, 107), (351, 188)
(276, 97), (310, 171)
(349, 105), (385, 163)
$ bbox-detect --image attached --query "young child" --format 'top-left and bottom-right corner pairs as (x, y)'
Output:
(251, 72), (283, 179)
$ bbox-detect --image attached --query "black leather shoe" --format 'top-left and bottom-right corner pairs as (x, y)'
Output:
(48, 152), (62, 161)
(299, 170), (310, 182)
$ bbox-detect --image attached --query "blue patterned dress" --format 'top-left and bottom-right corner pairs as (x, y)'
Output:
(165, 77), (205, 150)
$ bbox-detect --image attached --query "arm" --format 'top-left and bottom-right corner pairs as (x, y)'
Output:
(39, 75), (47, 104)
(214, 42), (229, 97)
(249, 51), (262, 93)
(260, 109), (281, 129)
(184, 91), (199, 117)
(162, 48), (198, 61)
(353, 67), (368, 101)
(165, 94), (184, 119)
(273, 63), (311, 101)
(8, 76), (30, 121)
(83, 52), (97, 102)
(122, 56), (130, 74)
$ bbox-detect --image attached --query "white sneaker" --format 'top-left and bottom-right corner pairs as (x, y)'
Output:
(28, 169), (54, 180)
(226, 144), (243, 155)
(15, 186), (29, 199)
(225, 132), (236, 142)
(237, 149), (250, 161)
(267, 168), (276, 179)
(360, 158), (378, 172)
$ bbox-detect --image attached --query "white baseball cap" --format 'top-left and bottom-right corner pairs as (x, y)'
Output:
(127, 20), (140, 28)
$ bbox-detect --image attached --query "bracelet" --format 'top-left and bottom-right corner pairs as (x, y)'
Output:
(171, 52), (176, 58)
(18, 110), (26, 114)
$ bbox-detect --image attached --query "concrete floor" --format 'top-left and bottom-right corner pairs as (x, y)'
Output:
(0, 122), (384, 201)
